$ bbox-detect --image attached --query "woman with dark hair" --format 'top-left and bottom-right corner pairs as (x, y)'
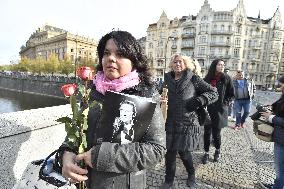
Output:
(60, 30), (166, 189)
(202, 59), (234, 164)
(159, 53), (218, 189)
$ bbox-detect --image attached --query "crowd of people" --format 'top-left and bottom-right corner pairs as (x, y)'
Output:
(55, 30), (283, 189)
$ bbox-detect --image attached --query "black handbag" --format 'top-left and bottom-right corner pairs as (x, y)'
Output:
(197, 107), (211, 126)
(14, 147), (79, 189)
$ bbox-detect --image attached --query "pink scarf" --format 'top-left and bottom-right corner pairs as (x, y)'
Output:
(94, 70), (140, 95)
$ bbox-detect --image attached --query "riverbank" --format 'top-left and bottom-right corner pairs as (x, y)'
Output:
(0, 89), (68, 114)
(0, 75), (75, 98)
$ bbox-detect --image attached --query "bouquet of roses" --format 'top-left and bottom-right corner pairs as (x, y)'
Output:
(57, 66), (97, 154)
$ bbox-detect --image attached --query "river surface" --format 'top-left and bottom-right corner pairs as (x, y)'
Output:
(0, 89), (68, 114)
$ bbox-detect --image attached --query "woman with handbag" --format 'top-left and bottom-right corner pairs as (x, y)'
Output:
(260, 76), (284, 189)
(202, 59), (234, 164)
(60, 30), (166, 189)
(159, 53), (218, 189)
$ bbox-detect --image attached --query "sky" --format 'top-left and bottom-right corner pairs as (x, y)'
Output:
(0, 0), (283, 65)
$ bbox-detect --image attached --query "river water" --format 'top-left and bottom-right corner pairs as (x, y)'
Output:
(0, 89), (68, 114)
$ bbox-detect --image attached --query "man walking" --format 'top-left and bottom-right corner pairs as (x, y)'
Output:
(232, 70), (256, 130)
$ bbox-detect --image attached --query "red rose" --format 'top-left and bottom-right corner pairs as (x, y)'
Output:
(77, 66), (94, 81)
(61, 84), (77, 97)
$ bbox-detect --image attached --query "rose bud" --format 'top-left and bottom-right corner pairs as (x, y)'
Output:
(77, 66), (94, 81)
(61, 84), (77, 97)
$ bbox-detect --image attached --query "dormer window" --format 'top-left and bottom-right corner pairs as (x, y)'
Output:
(202, 16), (207, 21)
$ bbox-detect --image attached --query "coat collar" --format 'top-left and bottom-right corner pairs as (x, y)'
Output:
(165, 69), (193, 93)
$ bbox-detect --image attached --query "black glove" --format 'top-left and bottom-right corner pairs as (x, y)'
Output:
(185, 97), (202, 112)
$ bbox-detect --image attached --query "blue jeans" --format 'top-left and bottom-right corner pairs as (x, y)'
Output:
(273, 143), (284, 189)
(234, 99), (251, 126)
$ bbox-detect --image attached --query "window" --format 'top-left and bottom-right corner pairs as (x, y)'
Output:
(233, 48), (240, 57)
(201, 36), (207, 43)
(248, 40), (252, 47)
(202, 16), (207, 21)
(71, 48), (74, 52)
(228, 25), (231, 31)
(210, 48), (215, 55)
(198, 47), (206, 56)
(235, 38), (240, 46)
(201, 24), (206, 32)
(237, 26), (242, 34)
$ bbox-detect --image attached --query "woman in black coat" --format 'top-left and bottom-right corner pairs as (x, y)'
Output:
(202, 59), (234, 164)
(160, 54), (218, 189)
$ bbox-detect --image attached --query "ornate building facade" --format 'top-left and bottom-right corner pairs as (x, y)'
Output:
(19, 24), (98, 63)
(145, 0), (284, 88)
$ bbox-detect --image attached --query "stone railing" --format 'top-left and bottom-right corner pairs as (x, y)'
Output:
(0, 105), (72, 189)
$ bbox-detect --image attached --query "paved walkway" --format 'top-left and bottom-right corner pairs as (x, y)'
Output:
(146, 118), (275, 189)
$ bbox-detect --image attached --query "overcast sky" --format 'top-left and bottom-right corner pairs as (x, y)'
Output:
(0, 0), (283, 65)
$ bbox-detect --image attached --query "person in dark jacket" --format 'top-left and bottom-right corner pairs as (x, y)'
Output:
(202, 59), (234, 164)
(61, 31), (166, 189)
(160, 53), (218, 189)
(260, 76), (284, 189)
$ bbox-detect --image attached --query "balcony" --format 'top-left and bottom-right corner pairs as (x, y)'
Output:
(209, 55), (231, 59)
(250, 45), (261, 50)
(211, 30), (233, 35)
(249, 57), (261, 62)
(181, 44), (194, 49)
(181, 33), (196, 38)
(210, 42), (231, 47)
(252, 35), (262, 38)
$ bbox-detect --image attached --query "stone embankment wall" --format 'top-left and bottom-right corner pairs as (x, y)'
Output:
(0, 104), (72, 189)
(0, 75), (72, 98)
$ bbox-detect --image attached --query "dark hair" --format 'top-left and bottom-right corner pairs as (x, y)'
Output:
(120, 100), (137, 118)
(204, 58), (224, 82)
(96, 30), (152, 85)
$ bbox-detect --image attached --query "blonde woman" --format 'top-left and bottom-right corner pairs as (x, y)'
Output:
(160, 53), (218, 189)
